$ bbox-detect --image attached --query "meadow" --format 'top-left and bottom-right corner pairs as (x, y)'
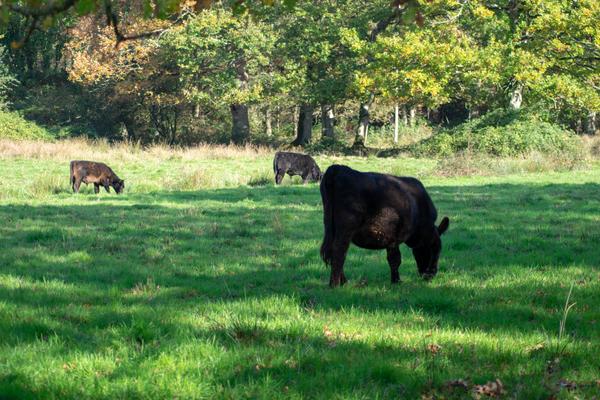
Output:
(0, 139), (599, 399)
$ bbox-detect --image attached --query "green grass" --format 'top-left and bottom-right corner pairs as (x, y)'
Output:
(1, 148), (599, 399)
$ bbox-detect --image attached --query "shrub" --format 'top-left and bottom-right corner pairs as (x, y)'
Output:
(412, 109), (583, 159)
(0, 111), (54, 140)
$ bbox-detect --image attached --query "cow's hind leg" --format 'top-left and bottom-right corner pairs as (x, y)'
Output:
(386, 246), (401, 284)
(329, 235), (351, 288)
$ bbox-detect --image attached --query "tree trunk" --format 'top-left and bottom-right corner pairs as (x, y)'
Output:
(122, 117), (136, 141)
(394, 104), (399, 143)
(509, 84), (523, 110)
(321, 104), (335, 139)
(584, 111), (598, 135)
(194, 103), (201, 118)
(409, 106), (417, 127)
(265, 106), (272, 137)
(353, 94), (374, 152)
(231, 58), (250, 144)
(231, 104), (250, 144)
(293, 106), (299, 137)
(275, 107), (280, 135)
(292, 104), (314, 146)
(402, 106), (408, 126)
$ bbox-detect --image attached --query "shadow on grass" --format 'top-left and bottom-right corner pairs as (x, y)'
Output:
(0, 182), (599, 397)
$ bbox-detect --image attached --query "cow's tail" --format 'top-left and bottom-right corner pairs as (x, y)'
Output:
(273, 152), (280, 174)
(319, 165), (338, 266)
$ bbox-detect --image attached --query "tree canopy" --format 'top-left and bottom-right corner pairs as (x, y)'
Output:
(0, 0), (598, 144)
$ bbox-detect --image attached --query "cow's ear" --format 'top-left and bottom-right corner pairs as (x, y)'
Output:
(437, 217), (449, 235)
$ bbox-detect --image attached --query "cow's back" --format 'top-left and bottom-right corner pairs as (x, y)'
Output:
(323, 165), (436, 245)
(71, 160), (114, 181)
(327, 165), (414, 215)
(394, 176), (438, 226)
(274, 152), (314, 174)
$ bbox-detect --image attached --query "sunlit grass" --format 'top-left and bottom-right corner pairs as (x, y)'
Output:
(0, 142), (599, 399)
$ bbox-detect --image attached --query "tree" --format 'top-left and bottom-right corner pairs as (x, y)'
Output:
(0, 42), (17, 109)
(164, 9), (276, 144)
(366, 27), (474, 124)
(457, 0), (600, 127)
(339, 0), (446, 151)
(65, 12), (183, 143)
(268, 0), (355, 145)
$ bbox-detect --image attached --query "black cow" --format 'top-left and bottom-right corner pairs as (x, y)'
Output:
(319, 165), (449, 287)
(273, 151), (322, 185)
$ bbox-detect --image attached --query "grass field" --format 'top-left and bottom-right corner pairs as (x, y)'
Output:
(1, 140), (599, 399)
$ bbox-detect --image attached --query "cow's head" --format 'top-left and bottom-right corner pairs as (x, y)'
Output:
(113, 179), (125, 194)
(412, 217), (449, 280)
(311, 165), (322, 182)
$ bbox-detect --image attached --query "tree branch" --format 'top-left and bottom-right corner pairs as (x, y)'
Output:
(8, 0), (77, 18)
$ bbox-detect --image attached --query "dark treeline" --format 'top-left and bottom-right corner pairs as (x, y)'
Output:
(0, 0), (598, 147)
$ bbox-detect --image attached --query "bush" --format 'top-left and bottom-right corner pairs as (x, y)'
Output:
(412, 109), (583, 158)
(0, 111), (54, 140)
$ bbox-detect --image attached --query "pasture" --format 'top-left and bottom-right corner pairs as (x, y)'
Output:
(1, 140), (599, 399)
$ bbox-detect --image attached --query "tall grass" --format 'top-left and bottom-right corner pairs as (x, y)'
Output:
(0, 138), (272, 161)
(1, 137), (597, 200)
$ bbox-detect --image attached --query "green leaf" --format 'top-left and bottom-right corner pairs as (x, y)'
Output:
(75, 0), (96, 16)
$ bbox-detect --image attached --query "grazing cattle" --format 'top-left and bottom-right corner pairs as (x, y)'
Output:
(319, 165), (449, 287)
(70, 160), (125, 194)
(273, 151), (322, 185)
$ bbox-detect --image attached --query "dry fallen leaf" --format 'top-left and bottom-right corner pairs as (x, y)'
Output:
(472, 379), (504, 398)
(427, 343), (442, 355)
(254, 363), (265, 372)
(445, 379), (469, 390)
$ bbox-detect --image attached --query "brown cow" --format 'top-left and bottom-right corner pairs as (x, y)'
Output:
(70, 160), (125, 194)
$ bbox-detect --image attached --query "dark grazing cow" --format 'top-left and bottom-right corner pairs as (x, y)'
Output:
(273, 151), (322, 185)
(70, 160), (125, 194)
(319, 165), (449, 287)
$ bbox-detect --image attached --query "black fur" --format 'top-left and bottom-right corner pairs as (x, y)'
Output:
(320, 164), (449, 287)
(273, 152), (322, 185)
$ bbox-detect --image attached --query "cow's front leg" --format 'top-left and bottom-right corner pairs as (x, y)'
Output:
(275, 169), (284, 185)
(73, 178), (82, 193)
(301, 174), (308, 185)
(330, 236), (351, 288)
(94, 183), (100, 194)
(103, 179), (111, 193)
(386, 246), (401, 284)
